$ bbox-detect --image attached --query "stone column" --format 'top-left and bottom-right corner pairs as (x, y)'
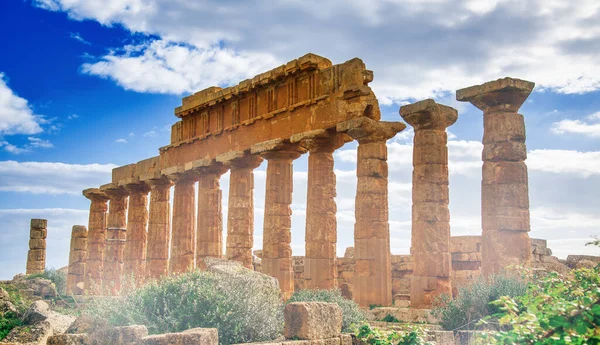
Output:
(67, 225), (88, 295)
(457, 77), (534, 276)
(122, 180), (150, 283)
(190, 160), (228, 269)
(400, 99), (457, 308)
(164, 167), (198, 274)
(143, 176), (173, 280)
(252, 139), (306, 299)
(337, 117), (406, 307)
(291, 130), (349, 290)
(218, 151), (263, 269)
(101, 183), (129, 295)
(82, 188), (109, 294)
(26, 219), (47, 275)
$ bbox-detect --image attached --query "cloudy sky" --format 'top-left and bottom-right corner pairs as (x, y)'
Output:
(1, 0), (599, 279)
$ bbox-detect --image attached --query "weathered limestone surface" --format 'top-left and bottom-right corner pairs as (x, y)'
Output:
(190, 160), (228, 269)
(337, 117), (405, 307)
(221, 151), (263, 269)
(143, 177), (173, 280)
(164, 168), (198, 274)
(457, 77), (534, 275)
(27, 219), (48, 275)
(284, 302), (343, 340)
(139, 327), (218, 345)
(450, 236), (482, 295)
(82, 188), (109, 294)
(291, 130), (349, 290)
(400, 99), (457, 308)
(122, 181), (150, 283)
(67, 225), (88, 295)
(254, 140), (306, 299)
(101, 184), (129, 294)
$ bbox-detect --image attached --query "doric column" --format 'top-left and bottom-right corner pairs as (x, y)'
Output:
(457, 77), (534, 276)
(26, 219), (47, 275)
(291, 129), (350, 290)
(164, 167), (198, 274)
(142, 176), (173, 280)
(100, 183), (129, 295)
(252, 139), (306, 299)
(122, 180), (150, 283)
(67, 225), (87, 295)
(188, 160), (228, 269)
(337, 117), (406, 307)
(218, 151), (263, 269)
(82, 188), (109, 294)
(400, 99), (457, 308)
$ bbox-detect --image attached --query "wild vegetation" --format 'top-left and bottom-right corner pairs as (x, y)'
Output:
(354, 323), (429, 345)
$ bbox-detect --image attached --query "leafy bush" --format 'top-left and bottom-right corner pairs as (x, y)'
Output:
(83, 269), (283, 345)
(479, 265), (600, 344)
(354, 324), (429, 345)
(26, 268), (67, 295)
(381, 314), (400, 323)
(0, 311), (22, 340)
(433, 272), (528, 331)
(287, 289), (366, 332)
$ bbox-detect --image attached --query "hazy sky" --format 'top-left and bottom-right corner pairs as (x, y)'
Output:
(1, 0), (599, 279)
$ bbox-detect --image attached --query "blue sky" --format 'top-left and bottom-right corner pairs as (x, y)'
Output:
(1, 0), (599, 279)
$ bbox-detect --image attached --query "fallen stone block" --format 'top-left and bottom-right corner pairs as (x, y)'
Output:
(284, 302), (343, 340)
(47, 334), (90, 345)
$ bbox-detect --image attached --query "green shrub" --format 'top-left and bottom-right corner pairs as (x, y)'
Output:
(83, 269), (283, 345)
(287, 289), (366, 332)
(354, 324), (429, 345)
(381, 314), (400, 323)
(26, 268), (67, 295)
(0, 311), (22, 341)
(432, 272), (528, 331)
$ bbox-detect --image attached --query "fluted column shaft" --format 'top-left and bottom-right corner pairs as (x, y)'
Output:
(102, 185), (128, 295)
(457, 78), (534, 276)
(170, 175), (197, 274)
(123, 182), (150, 283)
(83, 188), (109, 294)
(401, 99), (457, 308)
(145, 179), (173, 279)
(225, 154), (263, 269)
(67, 225), (87, 295)
(261, 148), (303, 299)
(195, 164), (228, 269)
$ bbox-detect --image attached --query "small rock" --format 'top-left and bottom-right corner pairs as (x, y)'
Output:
(0, 300), (17, 315)
(66, 316), (109, 335)
(24, 300), (51, 324)
(575, 259), (597, 269)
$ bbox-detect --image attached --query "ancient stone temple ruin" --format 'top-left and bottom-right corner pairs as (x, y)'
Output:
(73, 53), (535, 308)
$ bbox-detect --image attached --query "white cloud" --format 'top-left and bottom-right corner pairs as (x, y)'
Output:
(551, 111), (600, 137)
(143, 130), (157, 137)
(27, 137), (54, 148)
(67, 114), (79, 120)
(0, 161), (116, 195)
(0, 73), (44, 135)
(69, 32), (91, 45)
(115, 138), (127, 143)
(528, 149), (600, 177)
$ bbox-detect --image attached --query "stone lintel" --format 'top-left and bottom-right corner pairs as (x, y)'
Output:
(139, 171), (171, 186)
(399, 99), (458, 130)
(189, 159), (228, 176)
(162, 166), (198, 183)
(218, 150), (264, 170)
(82, 188), (109, 202)
(250, 138), (285, 155)
(216, 150), (246, 163)
(100, 183), (128, 198)
(289, 129), (330, 143)
(456, 77), (535, 113)
(337, 117), (406, 143)
(122, 180), (150, 194)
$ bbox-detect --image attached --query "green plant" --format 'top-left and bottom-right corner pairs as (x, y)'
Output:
(83, 269), (283, 345)
(478, 265), (600, 344)
(432, 271), (528, 331)
(354, 324), (429, 345)
(287, 289), (366, 332)
(0, 311), (22, 340)
(369, 304), (383, 310)
(25, 268), (67, 295)
(0, 283), (34, 314)
(381, 314), (400, 323)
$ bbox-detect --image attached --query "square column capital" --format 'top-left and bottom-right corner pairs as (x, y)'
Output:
(457, 77), (534, 113)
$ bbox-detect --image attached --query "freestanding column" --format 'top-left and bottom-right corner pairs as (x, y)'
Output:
(291, 130), (349, 290)
(67, 225), (88, 295)
(190, 160), (228, 269)
(219, 151), (263, 269)
(26, 218), (47, 275)
(164, 168), (198, 274)
(123, 180), (150, 283)
(101, 183), (129, 294)
(252, 139), (305, 299)
(82, 188), (109, 294)
(400, 99), (457, 308)
(337, 117), (405, 307)
(457, 77), (534, 276)
(143, 176), (173, 280)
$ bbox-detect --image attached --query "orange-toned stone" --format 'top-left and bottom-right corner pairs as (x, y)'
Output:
(401, 99), (457, 308)
(67, 225), (88, 295)
(457, 77), (534, 276)
(122, 181), (150, 283)
(254, 140), (306, 299)
(101, 183), (129, 295)
(143, 177), (173, 280)
(26, 219), (47, 275)
(337, 117), (405, 307)
(220, 151), (263, 269)
(82, 188), (109, 294)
